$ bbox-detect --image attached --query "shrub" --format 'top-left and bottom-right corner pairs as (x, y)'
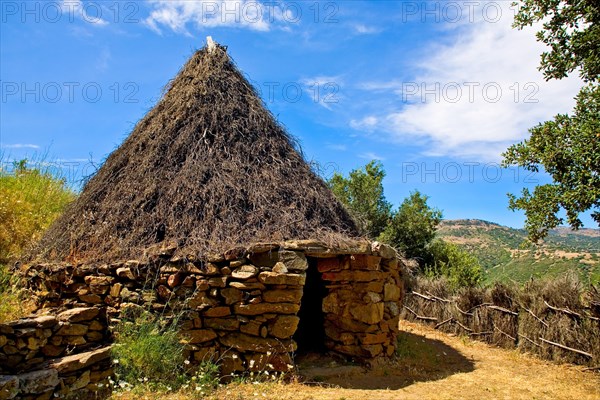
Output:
(425, 240), (483, 289)
(0, 159), (75, 263)
(111, 313), (187, 390)
(328, 161), (392, 238)
(0, 264), (36, 322)
(379, 190), (442, 262)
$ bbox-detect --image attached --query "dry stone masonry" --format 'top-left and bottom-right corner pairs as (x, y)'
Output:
(0, 308), (112, 399)
(3, 239), (404, 397)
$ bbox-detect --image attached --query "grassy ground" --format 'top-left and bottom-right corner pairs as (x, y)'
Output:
(0, 264), (36, 323)
(0, 159), (74, 322)
(110, 320), (600, 400)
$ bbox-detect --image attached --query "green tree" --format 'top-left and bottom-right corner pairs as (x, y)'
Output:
(504, 85), (599, 241)
(425, 240), (483, 289)
(512, 0), (599, 83)
(503, 0), (600, 241)
(379, 191), (443, 261)
(328, 161), (392, 238)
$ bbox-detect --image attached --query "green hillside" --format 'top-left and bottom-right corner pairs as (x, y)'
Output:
(437, 219), (600, 285)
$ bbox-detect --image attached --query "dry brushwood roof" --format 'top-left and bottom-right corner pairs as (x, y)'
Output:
(27, 44), (359, 263)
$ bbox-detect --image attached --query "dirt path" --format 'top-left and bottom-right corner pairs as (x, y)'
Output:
(115, 321), (599, 400)
(210, 321), (600, 400)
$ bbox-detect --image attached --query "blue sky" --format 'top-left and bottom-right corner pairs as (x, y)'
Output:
(0, 1), (594, 228)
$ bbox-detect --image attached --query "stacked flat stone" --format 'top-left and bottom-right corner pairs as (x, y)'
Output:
(0, 308), (112, 399)
(14, 239), (404, 379)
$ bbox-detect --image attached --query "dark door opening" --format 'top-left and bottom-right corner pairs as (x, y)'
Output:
(294, 258), (327, 354)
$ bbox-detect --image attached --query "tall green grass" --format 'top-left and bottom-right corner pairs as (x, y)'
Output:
(0, 159), (75, 263)
(0, 158), (76, 321)
(112, 313), (186, 388)
(110, 311), (221, 396)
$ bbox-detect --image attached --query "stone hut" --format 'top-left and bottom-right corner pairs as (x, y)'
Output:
(3, 42), (405, 398)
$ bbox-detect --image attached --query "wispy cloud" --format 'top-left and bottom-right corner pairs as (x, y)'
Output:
(359, 151), (385, 161)
(353, 24), (380, 35)
(1, 144), (40, 149)
(326, 143), (347, 151)
(301, 75), (343, 110)
(144, 0), (286, 34)
(96, 47), (111, 71)
(62, 0), (109, 26)
(349, 116), (378, 132)
(301, 76), (342, 87)
(351, 2), (583, 161)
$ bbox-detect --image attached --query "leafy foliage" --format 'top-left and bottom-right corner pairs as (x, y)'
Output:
(425, 240), (483, 288)
(379, 191), (443, 261)
(513, 0), (600, 83)
(329, 162), (443, 267)
(504, 0), (600, 240)
(111, 313), (187, 389)
(503, 85), (600, 240)
(328, 161), (392, 238)
(0, 160), (75, 263)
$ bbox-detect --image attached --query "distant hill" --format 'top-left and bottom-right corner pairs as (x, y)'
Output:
(437, 219), (600, 285)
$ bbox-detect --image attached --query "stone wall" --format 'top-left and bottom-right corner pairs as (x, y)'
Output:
(0, 308), (112, 399)
(12, 240), (404, 379)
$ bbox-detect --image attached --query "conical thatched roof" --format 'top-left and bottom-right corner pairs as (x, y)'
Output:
(28, 44), (359, 263)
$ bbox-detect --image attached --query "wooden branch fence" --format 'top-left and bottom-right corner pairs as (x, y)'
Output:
(401, 288), (600, 367)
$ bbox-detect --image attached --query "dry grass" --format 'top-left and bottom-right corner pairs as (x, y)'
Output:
(110, 320), (599, 400)
(403, 276), (600, 365)
(0, 265), (36, 323)
(0, 159), (75, 264)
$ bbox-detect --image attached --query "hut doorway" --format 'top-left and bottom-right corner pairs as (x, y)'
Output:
(294, 257), (327, 354)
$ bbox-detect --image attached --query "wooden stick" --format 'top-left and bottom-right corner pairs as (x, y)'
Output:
(467, 303), (493, 313)
(425, 291), (451, 303)
(538, 337), (593, 358)
(518, 333), (541, 347)
(486, 305), (518, 316)
(455, 320), (473, 332)
(411, 291), (435, 301)
(524, 307), (549, 328)
(494, 325), (516, 341)
(544, 300), (582, 318)
(456, 306), (474, 316)
(403, 305), (438, 322)
(470, 331), (493, 336)
(435, 317), (453, 329)
(206, 36), (216, 52)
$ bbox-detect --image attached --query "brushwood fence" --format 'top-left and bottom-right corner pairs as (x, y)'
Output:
(400, 276), (600, 368)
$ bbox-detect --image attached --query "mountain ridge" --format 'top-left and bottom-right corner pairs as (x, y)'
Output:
(437, 219), (599, 285)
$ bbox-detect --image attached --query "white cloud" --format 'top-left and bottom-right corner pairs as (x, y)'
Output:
(353, 2), (583, 161)
(301, 75), (343, 110)
(1, 144), (40, 149)
(144, 0), (284, 34)
(359, 151), (385, 161)
(350, 116), (378, 131)
(96, 47), (111, 71)
(357, 80), (403, 92)
(301, 75), (341, 87)
(62, 1), (109, 26)
(353, 24), (380, 35)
